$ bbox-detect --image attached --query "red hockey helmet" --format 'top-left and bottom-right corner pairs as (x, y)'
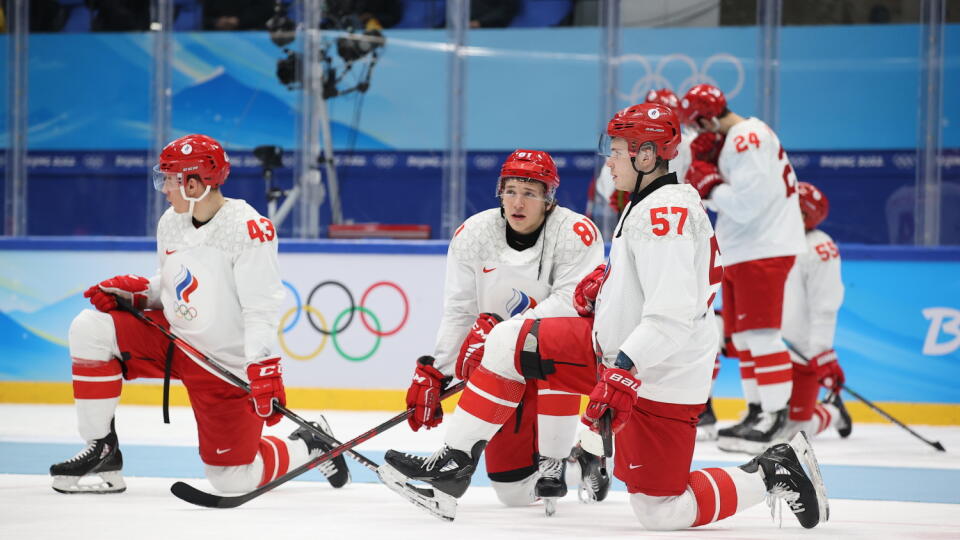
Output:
(681, 84), (727, 124)
(645, 88), (687, 124)
(498, 149), (560, 201)
(798, 182), (829, 230)
(602, 103), (681, 160)
(154, 134), (231, 189)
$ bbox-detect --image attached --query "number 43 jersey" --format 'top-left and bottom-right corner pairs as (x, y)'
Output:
(152, 199), (285, 379)
(594, 175), (722, 405)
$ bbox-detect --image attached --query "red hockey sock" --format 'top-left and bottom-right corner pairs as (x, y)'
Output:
(789, 362), (819, 421)
(457, 366), (527, 425)
(258, 436), (291, 485)
(689, 468), (739, 526)
(72, 357), (122, 399)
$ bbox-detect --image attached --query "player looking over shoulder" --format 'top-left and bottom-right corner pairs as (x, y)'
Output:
(681, 84), (807, 454)
(383, 104), (828, 531)
(782, 182), (851, 440)
(402, 149), (608, 512)
(50, 134), (349, 495)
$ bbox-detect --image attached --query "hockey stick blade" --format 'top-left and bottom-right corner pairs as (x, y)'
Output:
(376, 464), (457, 521)
(170, 381), (467, 508)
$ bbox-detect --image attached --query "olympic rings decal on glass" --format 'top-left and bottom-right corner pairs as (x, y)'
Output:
(616, 52), (746, 108)
(277, 279), (410, 361)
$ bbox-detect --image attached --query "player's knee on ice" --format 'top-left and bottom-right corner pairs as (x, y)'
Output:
(490, 473), (538, 507)
(481, 319), (528, 381)
(69, 309), (120, 360)
(630, 491), (697, 531)
(205, 461), (263, 493)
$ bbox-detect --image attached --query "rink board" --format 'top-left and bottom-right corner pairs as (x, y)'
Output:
(0, 238), (958, 422)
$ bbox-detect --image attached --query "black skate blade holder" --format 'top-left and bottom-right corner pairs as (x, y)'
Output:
(600, 410), (614, 457)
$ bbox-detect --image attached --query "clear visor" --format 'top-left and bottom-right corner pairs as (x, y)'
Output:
(597, 133), (614, 157)
(152, 165), (181, 192)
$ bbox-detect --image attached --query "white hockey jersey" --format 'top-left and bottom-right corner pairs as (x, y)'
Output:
(146, 199), (285, 380)
(710, 117), (806, 266)
(433, 207), (604, 376)
(594, 175), (722, 404)
(782, 229), (844, 361)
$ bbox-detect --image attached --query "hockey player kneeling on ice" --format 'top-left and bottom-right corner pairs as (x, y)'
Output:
(399, 150), (609, 514)
(49, 134), (349, 494)
(383, 104), (828, 530)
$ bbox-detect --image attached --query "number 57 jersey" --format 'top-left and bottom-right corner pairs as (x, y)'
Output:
(154, 199), (285, 379)
(594, 176), (722, 405)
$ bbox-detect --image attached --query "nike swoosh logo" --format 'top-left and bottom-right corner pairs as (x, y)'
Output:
(482, 267), (496, 273)
(628, 463), (643, 469)
(216, 448), (231, 455)
(737, 314), (747, 320)
(165, 249), (176, 255)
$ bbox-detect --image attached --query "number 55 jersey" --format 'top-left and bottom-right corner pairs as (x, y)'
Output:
(594, 175), (722, 405)
(152, 199), (285, 379)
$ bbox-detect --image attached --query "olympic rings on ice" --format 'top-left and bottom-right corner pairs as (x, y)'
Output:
(277, 279), (409, 361)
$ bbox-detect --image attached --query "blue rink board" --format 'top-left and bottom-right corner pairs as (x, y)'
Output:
(4, 442), (957, 505)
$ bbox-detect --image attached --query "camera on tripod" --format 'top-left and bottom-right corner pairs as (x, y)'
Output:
(267, 0), (385, 92)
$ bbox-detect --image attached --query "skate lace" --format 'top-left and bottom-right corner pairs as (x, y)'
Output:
(765, 482), (803, 527)
(539, 457), (563, 480)
(423, 445), (450, 472)
(65, 441), (99, 463)
(317, 459), (338, 478)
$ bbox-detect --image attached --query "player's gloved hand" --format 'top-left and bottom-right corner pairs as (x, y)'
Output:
(685, 160), (724, 199)
(83, 274), (151, 312)
(406, 356), (451, 432)
(247, 357), (286, 426)
(609, 190), (629, 213)
(456, 313), (503, 380)
(574, 264), (607, 317)
(690, 132), (725, 164)
(582, 361), (641, 434)
(811, 349), (845, 391)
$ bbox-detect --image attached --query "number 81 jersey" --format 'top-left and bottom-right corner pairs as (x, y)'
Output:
(155, 199), (285, 378)
(594, 176), (722, 405)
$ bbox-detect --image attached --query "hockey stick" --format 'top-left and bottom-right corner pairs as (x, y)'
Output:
(170, 381), (465, 510)
(784, 340), (945, 452)
(114, 297), (467, 513)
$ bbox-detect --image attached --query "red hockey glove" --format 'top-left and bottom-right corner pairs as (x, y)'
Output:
(247, 358), (286, 426)
(456, 313), (503, 380)
(406, 356), (450, 432)
(609, 190), (629, 213)
(811, 349), (845, 391)
(685, 160), (724, 200)
(582, 366), (641, 434)
(690, 132), (725, 164)
(574, 264), (607, 317)
(83, 274), (151, 312)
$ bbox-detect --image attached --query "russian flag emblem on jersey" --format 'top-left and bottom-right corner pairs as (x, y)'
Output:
(506, 288), (538, 318)
(174, 266), (200, 303)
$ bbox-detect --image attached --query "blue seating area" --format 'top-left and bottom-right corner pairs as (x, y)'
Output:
(39, 0), (573, 32)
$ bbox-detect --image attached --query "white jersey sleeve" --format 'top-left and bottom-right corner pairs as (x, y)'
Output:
(669, 126), (696, 182)
(783, 229), (844, 359)
(232, 220), (286, 365)
(432, 234), (481, 376)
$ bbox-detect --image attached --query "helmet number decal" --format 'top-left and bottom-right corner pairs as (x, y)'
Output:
(733, 132), (761, 153)
(649, 207), (688, 237)
(573, 218), (599, 247)
(246, 218), (277, 243)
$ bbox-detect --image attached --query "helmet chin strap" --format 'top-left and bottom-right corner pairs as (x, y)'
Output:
(629, 155), (658, 198)
(178, 184), (212, 216)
